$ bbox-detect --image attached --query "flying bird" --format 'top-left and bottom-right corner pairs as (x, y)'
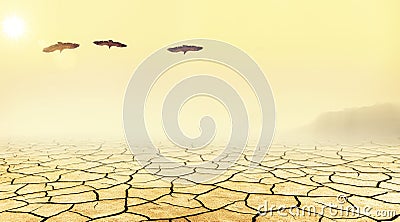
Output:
(167, 45), (203, 54)
(93, 40), (127, 49)
(43, 42), (80, 53)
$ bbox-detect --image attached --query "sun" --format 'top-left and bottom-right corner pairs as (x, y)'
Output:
(2, 16), (25, 39)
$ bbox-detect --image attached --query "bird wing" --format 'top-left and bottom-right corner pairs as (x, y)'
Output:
(167, 46), (183, 53)
(64, 43), (79, 49)
(185, 45), (202, 52)
(192, 46), (203, 51)
(43, 44), (62, 53)
(93, 41), (109, 46)
(113, 42), (127, 47)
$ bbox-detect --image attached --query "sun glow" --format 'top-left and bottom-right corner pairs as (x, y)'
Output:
(2, 16), (25, 39)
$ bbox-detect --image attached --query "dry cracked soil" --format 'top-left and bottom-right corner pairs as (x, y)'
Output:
(1, 140), (400, 221)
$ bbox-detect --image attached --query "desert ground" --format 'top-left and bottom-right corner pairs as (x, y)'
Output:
(1, 140), (400, 221)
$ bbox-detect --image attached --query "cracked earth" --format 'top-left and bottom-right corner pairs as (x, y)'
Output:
(1, 140), (400, 221)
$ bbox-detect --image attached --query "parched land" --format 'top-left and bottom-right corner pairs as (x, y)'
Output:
(1, 140), (399, 221)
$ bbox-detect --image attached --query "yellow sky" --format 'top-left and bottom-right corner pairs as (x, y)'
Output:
(0, 0), (399, 138)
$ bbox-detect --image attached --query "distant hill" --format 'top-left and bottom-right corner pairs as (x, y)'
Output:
(283, 103), (400, 142)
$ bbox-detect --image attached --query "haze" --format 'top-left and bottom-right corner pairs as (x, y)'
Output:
(1, 1), (399, 139)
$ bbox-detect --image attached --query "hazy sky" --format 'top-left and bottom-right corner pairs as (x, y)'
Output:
(1, 0), (399, 139)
